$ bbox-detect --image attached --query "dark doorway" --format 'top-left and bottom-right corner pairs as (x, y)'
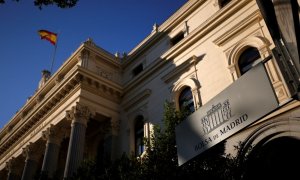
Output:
(243, 136), (300, 179)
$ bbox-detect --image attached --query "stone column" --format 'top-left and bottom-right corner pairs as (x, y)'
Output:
(21, 144), (41, 180)
(6, 158), (23, 180)
(40, 126), (64, 179)
(63, 103), (90, 179)
(110, 118), (120, 160)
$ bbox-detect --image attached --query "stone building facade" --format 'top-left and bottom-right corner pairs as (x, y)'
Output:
(0, 0), (300, 179)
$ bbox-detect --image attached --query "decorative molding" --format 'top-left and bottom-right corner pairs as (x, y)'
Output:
(42, 125), (66, 145)
(22, 143), (41, 161)
(172, 76), (202, 110)
(55, 74), (64, 84)
(84, 38), (96, 47)
(213, 0), (219, 7)
(77, 67), (123, 103)
(66, 103), (91, 127)
(213, 10), (262, 47)
(96, 66), (114, 81)
(239, 117), (300, 159)
(152, 23), (159, 33)
(162, 55), (204, 83)
(6, 157), (23, 175)
(0, 72), (80, 160)
(79, 49), (90, 68)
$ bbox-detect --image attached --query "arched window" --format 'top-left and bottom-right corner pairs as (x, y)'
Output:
(238, 47), (261, 75)
(179, 87), (195, 113)
(134, 115), (144, 156)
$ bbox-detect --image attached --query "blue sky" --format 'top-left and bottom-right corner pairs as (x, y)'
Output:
(0, 0), (187, 128)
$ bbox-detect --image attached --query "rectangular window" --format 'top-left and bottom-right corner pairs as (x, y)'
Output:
(219, 0), (231, 7)
(170, 32), (184, 46)
(132, 63), (144, 77)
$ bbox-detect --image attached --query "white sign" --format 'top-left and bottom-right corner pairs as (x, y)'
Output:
(175, 63), (279, 166)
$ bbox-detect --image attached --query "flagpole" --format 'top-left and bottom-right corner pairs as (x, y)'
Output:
(50, 43), (57, 74)
(49, 31), (59, 75)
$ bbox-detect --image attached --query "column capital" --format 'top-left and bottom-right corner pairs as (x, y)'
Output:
(6, 157), (23, 174)
(6, 158), (15, 172)
(22, 143), (41, 162)
(42, 125), (65, 145)
(66, 102), (91, 127)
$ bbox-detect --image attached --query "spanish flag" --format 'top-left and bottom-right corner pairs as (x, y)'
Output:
(38, 30), (57, 45)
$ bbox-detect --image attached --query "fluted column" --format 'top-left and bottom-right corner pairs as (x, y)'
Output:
(111, 118), (120, 160)
(63, 103), (90, 179)
(21, 144), (41, 180)
(6, 158), (23, 180)
(40, 126), (64, 179)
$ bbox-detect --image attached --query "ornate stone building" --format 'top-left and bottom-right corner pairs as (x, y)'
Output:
(0, 0), (300, 179)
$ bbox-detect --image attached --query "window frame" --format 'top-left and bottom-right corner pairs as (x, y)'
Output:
(178, 86), (195, 114)
(170, 31), (185, 46)
(227, 36), (270, 81)
(134, 115), (145, 157)
(238, 47), (261, 75)
(132, 63), (144, 77)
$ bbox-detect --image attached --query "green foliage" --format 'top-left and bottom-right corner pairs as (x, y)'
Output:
(73, 101), (245, 180)
(0, 0), (78, 9)
(138, 101), (187, 179)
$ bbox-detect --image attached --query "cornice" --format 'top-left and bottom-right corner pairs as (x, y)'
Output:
(0, 84), (81, 166)
(161, 55), (204, 83)
(123, 0), (205, 67)
(83, 38), (115, 60)
(213, 9), (262, 46)
(0, 67), (82, 159)
(83, 40), (121, 68)
(77, 66), (123, 103)
(158, 0), (206, 32)
(0, 45), (83, 140)
(122, 32), (165, 68)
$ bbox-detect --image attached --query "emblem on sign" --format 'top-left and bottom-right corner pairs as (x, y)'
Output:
(201, 100), (231, 134)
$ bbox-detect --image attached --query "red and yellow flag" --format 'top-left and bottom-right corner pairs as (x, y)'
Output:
(38, 30), (57, 45)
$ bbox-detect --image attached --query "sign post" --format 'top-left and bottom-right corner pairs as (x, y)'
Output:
(175, 63), (279, 166)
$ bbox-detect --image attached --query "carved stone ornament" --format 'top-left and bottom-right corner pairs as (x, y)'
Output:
(22, 144), (40, 161)
(55, 74), (64, 84)
(84, 38), (95, 46)
(42, 126), (64, 145)
(6, 158), (14, 171)
(5, 158), (22, 173)
(152, 23), (159, 33)
(66, 103), (91, 127)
